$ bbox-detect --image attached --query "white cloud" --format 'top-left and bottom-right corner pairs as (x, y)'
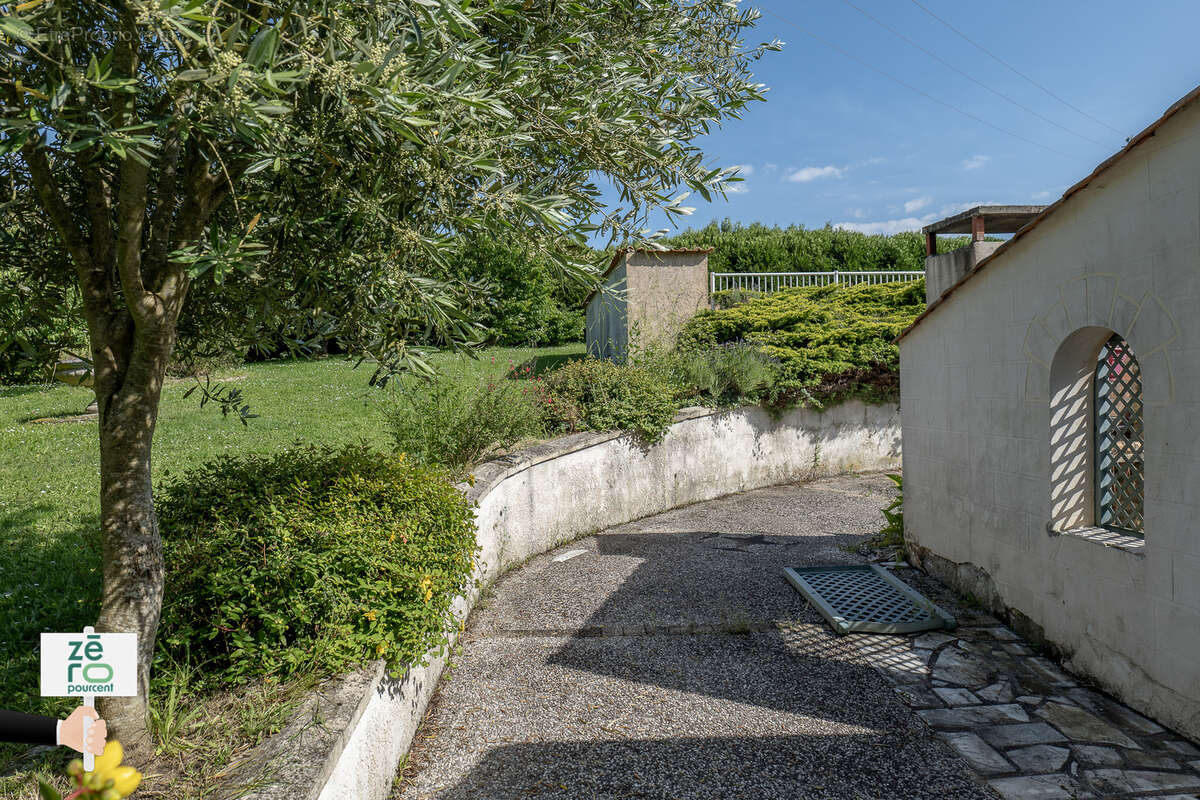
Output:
(785, 165), (845, 183)
(725, 182), (750, 194)
(904, 195), (932, 214)
(730, 163), (754, 177)
(850, 208), (867, 219)
(1031, 189), (1053, 201)
(961, 154), (990, 171)
(763, 162), (779, 173)
(833, 217), (931, 235)
(839, 199), (1001, 236)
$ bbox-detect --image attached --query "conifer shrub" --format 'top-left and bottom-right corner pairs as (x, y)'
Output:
(677, 279), (925, 405)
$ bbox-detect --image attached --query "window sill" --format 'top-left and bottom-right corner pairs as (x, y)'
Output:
(1046, 524), (1145, 556)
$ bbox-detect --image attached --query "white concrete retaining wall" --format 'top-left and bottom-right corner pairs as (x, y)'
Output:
(900, 97), (1200, 740)
(225, 401), (899, 800)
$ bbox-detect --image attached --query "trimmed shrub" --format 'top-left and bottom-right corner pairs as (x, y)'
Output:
(387, 374), (545, 469)
(678, 279), (925, 405)
(536, 358), (679, 443)
(156, 444), (478, 686)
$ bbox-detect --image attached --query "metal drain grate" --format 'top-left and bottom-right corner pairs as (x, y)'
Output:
(783, 564), (956, 635)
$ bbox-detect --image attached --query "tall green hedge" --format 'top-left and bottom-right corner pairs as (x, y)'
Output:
(678, 279), (925, 405)
(665, 219), (970, 274)
(442, 237), (585, 347)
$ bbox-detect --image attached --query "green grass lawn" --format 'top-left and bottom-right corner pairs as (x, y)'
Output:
(0, 343), (583, 720)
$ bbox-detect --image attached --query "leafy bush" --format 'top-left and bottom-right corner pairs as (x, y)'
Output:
(156, 444), (478, 686)
(678, 280), (925, 405)
(536, 357), (679, 442)
(880, 473), (904, 549)
(442, 237), (585, 346)
(672, 343), (777, 406)
(0, 265), (88, 385)
(387, 372), (546, 469)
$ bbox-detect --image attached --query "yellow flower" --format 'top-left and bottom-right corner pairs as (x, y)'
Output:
(106, 765), (143, 796)
(92, 740), (123, 774)
(84, 740), (143, 798)
(363, 609), (377, 621)
(376, 641), (388, 656)
(420, 575), (433, 604)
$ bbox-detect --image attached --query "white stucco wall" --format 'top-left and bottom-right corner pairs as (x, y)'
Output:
(900, 98), (1200, 738)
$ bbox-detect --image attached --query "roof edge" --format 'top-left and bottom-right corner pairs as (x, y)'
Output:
(897, 83), (1200, 344)
(583, 247), (715, 306)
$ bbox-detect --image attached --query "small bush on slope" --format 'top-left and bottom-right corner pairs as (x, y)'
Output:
(535, 358), (679, 443)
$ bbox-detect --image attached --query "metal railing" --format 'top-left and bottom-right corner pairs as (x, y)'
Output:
(709, 270), (924, 295)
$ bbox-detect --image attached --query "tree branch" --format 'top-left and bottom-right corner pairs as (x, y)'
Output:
(114, 154), (154, 324)
(22, 149), (83, 262)
(77, 152), (117, 274)
(145, 114), (184, 282)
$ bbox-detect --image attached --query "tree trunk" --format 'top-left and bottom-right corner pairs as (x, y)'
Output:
(93, 325), (175, 760)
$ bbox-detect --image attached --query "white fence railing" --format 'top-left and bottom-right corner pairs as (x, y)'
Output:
(710, 270), (924, 295)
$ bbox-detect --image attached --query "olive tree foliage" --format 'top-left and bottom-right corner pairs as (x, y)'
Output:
(0, 0), (777, 751)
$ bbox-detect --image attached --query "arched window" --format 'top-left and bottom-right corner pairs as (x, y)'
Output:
(1094, 334), (1144, 535)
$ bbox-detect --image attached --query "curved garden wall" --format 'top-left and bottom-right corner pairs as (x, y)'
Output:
(220, 400), (900, 800)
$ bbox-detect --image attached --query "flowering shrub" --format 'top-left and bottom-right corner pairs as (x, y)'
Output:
(156, 444), (477, 685)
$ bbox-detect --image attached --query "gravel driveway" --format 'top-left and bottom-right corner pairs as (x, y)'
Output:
(392, 474), (997, 800)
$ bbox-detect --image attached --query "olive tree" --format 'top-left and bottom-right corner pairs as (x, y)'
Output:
(0, 0), (776, 752)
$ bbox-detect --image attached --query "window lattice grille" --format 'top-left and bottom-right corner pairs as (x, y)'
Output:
(1095, 334), (1144, 535)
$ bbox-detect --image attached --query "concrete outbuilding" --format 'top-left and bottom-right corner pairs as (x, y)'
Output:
(585, 248), (711, 361)
(898, 85), (1200, 738)
(922, 205), (1045, 305)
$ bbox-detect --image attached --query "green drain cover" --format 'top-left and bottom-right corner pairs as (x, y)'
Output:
(784, 564), (956, 635)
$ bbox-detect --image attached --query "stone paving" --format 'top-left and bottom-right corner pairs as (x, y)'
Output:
(394, 474), (1200, 800)
(850, 610), (1200, 799)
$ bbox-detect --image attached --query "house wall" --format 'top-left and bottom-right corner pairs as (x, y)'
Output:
(585, 260), (628, 360)
(900, 100), (1200, 738)
(625, 251), (709, 353)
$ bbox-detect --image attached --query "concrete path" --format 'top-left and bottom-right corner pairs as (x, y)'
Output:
(393, 474), (1200, 800)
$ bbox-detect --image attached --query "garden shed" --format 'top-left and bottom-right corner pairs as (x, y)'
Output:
(585, 247), (711, 360)
(898, 85), (1200, 738)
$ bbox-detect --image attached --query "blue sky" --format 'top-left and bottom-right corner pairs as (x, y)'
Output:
(645, 0), (1200, 236)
